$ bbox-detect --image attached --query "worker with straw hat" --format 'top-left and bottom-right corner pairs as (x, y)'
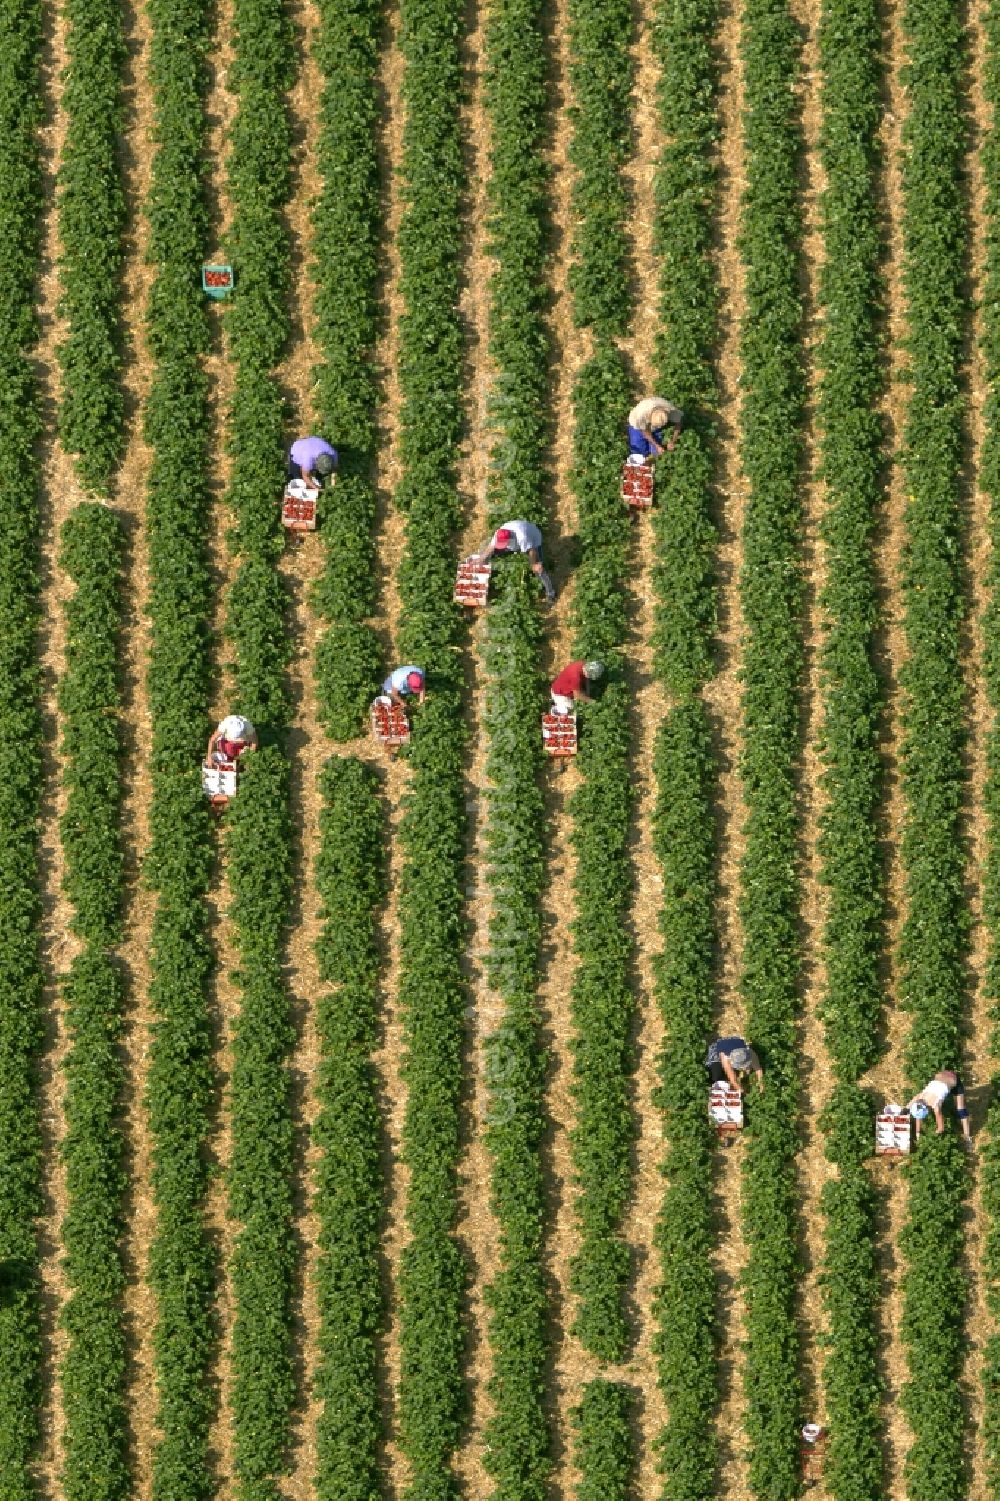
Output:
(206, 713), (258, 765)
(628, 396), (684, 458)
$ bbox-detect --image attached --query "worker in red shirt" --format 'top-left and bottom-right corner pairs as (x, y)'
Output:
(550, 660), (604, 715)
(206, 714), (258, 765)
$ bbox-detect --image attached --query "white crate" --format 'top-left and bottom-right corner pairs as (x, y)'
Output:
(202, 762), (238, 800)
(709, 1083), (743, 1131)
(875, 1105), (911, 1156)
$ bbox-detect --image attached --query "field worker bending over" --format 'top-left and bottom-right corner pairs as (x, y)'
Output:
(206, 714), (258, 765)
(550, 660), (604, 715)
(383, 666), (426, 705)
(475, 519), (556, 602)
(628, 396), (684, 457)
(908, 1070), (971, 1140)
(287, 434), (338, 490)
(705, 1035), (764, 1093)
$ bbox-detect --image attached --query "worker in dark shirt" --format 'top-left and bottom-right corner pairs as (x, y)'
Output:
(705, 1035), (764, 1093)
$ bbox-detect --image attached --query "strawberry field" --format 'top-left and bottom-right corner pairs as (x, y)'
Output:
(7, 0), (1000, 1496)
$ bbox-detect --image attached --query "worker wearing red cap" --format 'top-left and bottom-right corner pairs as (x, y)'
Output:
(475, 519), (555, 602)
(382, 665), (426, 705)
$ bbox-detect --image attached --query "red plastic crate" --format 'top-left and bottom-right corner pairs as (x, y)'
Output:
(453, 556), (492, 607)
(541, 712), (578, 758)
(621, 459), (654, 509)
(282, 484), (317, 532)
(371, 697), (410, 749)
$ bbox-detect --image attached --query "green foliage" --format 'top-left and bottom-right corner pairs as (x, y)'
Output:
(220, 0), (298, 1490)
(57, 504), (128, 1501)
(224, 752), (296, 1501)
(564, 0), (634, 1363)
(894, 0), (970, 1493)
(813, 0), (886, 1491)
(0, 0), (45, 1487)
(648, 0), (722, 1489)
(310, 0), (384, 734)
(479, 0), (552, 1488)
(393, 0), (470, 1495)
(481, 572), (549, 1501)
(571, 1381), (633, 1501)
(56, 0), (126, 489)
(651, 702), (718, 1499)
(736, 0), (806, 1491)
(651, 0), (719, 695)
(981, 0), (1000, 1488)
(142, 0), (217, 1490)
(313, 757), (385, 1500)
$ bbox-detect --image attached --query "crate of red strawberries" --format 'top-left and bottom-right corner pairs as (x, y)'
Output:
(201, 263), (235, 299)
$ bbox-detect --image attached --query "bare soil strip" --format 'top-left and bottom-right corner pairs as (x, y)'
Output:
(690, 0), (752, 1489)
(108, 0), (169, 1492)
(861, 0), (913, 1485)
(537, 0), (603, 1490)
(598, 8), (670, 1498)
(451, 0), (503, 1487)
(959, 7), (994, 1494)
(361, 9), (418, 1490)
(33, 1), (82, 1482)
(786, 0), (834, 1457)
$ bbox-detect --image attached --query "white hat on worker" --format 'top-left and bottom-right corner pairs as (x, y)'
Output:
(219, 714), (253, 740)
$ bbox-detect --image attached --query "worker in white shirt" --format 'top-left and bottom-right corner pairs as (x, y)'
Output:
(382, 666), (426, 705)
(908, 1070), (971, 1140)
(627, 396), (684, 458)
(475, 519), (556, 602)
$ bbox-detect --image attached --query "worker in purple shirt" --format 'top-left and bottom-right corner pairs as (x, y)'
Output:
(287, 435), (338, 490)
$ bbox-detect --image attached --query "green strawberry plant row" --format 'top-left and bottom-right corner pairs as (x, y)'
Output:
(56, 0), (126, 491)
(0, 0), (45, 1484)
(312, 757), (385, 1500)
(310, 0), (383, 736)
(571, 1380), (634, 1501)
(142, 0), (218, 1488)
(648, 0), (722, 1489)
(896, 0), (970, 1493)
(393, 0), (470, 1492)
(980, 0), (1000, 1481)
(736, 0), (806, 1490)
(479, 0), (552, 1491)
(813, 0), (886, 1492)
(219, 0), (298, 1488)
(57, 504), (129, 1501)
(308, 0), (387, 1492)
(564, 0), (634, 1364)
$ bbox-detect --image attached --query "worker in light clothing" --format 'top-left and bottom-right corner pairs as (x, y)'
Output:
(287, 435), (338, 490)
(382, 666), (426, 705)
(705, 1036), (764, 1093)
(550, 660), (604, 715)
(206, 714), (258, 765)
(475, 519), (556, 602)
(908, 1070), (971, 1140)
(628, 396), (684, 458)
